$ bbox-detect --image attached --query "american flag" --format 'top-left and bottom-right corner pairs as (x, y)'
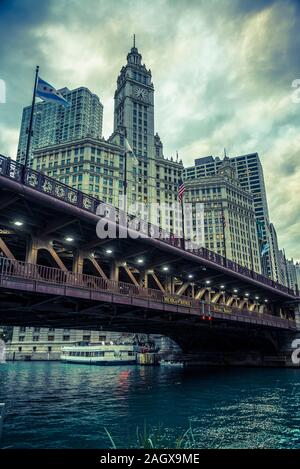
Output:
(178, 179), (186, 202)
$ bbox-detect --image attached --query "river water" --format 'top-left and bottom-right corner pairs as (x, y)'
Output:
(0, 362), (299, 448)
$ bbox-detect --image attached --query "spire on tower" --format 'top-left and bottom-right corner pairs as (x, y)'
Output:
(127, 35), (142, 65)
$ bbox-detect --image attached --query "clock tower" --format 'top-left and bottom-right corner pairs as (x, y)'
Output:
(114, 37), (155, 158)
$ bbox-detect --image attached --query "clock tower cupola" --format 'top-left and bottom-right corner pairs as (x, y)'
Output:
(114, 36), (155, 158)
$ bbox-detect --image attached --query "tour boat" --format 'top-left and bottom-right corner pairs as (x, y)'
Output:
(61, 341), (137, 365)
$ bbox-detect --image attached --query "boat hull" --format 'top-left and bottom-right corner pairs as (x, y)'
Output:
(61, 359), (136, 366)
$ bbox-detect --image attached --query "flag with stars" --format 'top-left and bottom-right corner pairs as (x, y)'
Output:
(36, 77), (70, 108)
(178, 179), (186, 202)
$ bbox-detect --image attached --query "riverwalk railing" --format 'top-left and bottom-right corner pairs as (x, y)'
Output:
(0, 257), (295, 330)
(0, 153), (297, 297)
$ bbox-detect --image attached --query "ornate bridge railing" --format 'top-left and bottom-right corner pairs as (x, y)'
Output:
(0, 257), (296, 330)
(0, 154), (296, 297)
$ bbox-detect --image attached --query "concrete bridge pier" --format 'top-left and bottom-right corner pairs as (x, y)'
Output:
(168, 323), (300, 368)
(279, 302), (300, 367)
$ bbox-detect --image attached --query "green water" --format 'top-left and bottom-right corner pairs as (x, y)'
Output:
(0, 362), (299, 448)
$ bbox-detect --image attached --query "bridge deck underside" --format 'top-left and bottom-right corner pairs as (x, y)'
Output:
(0, 271), (295, 333)
(0, 177), (297, 304)
(0, 278), (294, 354)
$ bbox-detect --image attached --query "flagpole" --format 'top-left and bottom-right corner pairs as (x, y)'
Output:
(123, 128), (128, 214)
(221, 204), (227, 266)
(181, 198), (185, 250)
(23, 65), (39, 181)
(247, 216), (254, 273)
(283, 249), (290, 289)
(260, 239), (265, 275)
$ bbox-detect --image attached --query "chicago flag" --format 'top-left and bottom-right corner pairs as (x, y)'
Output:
(36, 77), (70, 108)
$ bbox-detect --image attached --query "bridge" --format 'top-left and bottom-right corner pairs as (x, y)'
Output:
(0, 154), (299, 366)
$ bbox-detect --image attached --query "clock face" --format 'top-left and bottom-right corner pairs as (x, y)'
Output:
(134, 87), (148, 102)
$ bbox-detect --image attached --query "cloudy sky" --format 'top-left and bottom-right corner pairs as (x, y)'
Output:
(0, 0), (299, 259)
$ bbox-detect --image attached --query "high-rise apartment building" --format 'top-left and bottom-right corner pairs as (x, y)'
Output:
(184, 158), (261, 272)
(269, 222), (284, 284)
(17, 87), (103, 165)
(286, 258), (299, 293)
(295, 262), (300, 290)
(183, 153), (274, 278)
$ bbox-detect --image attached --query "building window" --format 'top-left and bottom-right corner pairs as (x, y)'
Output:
(48, 335), (54, 341)
(63, 336), (70, 341)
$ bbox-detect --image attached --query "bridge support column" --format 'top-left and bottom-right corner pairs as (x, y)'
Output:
(165, 276), (174, 294)
(72, 250), (84, 274)
(110, 262), (119, 282)
(140, 270), (148, 289)
(25, 236), (39, 264)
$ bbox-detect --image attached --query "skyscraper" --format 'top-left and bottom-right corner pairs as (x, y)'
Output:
(17, 87), (103, 165)
(114, 37), (154, 158)
(112, 39), (183, 232)
(269, 222), (284, 284)
(183, 153), (274, 278)
(184, 158), (261, 272)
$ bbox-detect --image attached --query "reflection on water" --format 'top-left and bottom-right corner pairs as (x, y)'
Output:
(0, 362), (299, 448)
